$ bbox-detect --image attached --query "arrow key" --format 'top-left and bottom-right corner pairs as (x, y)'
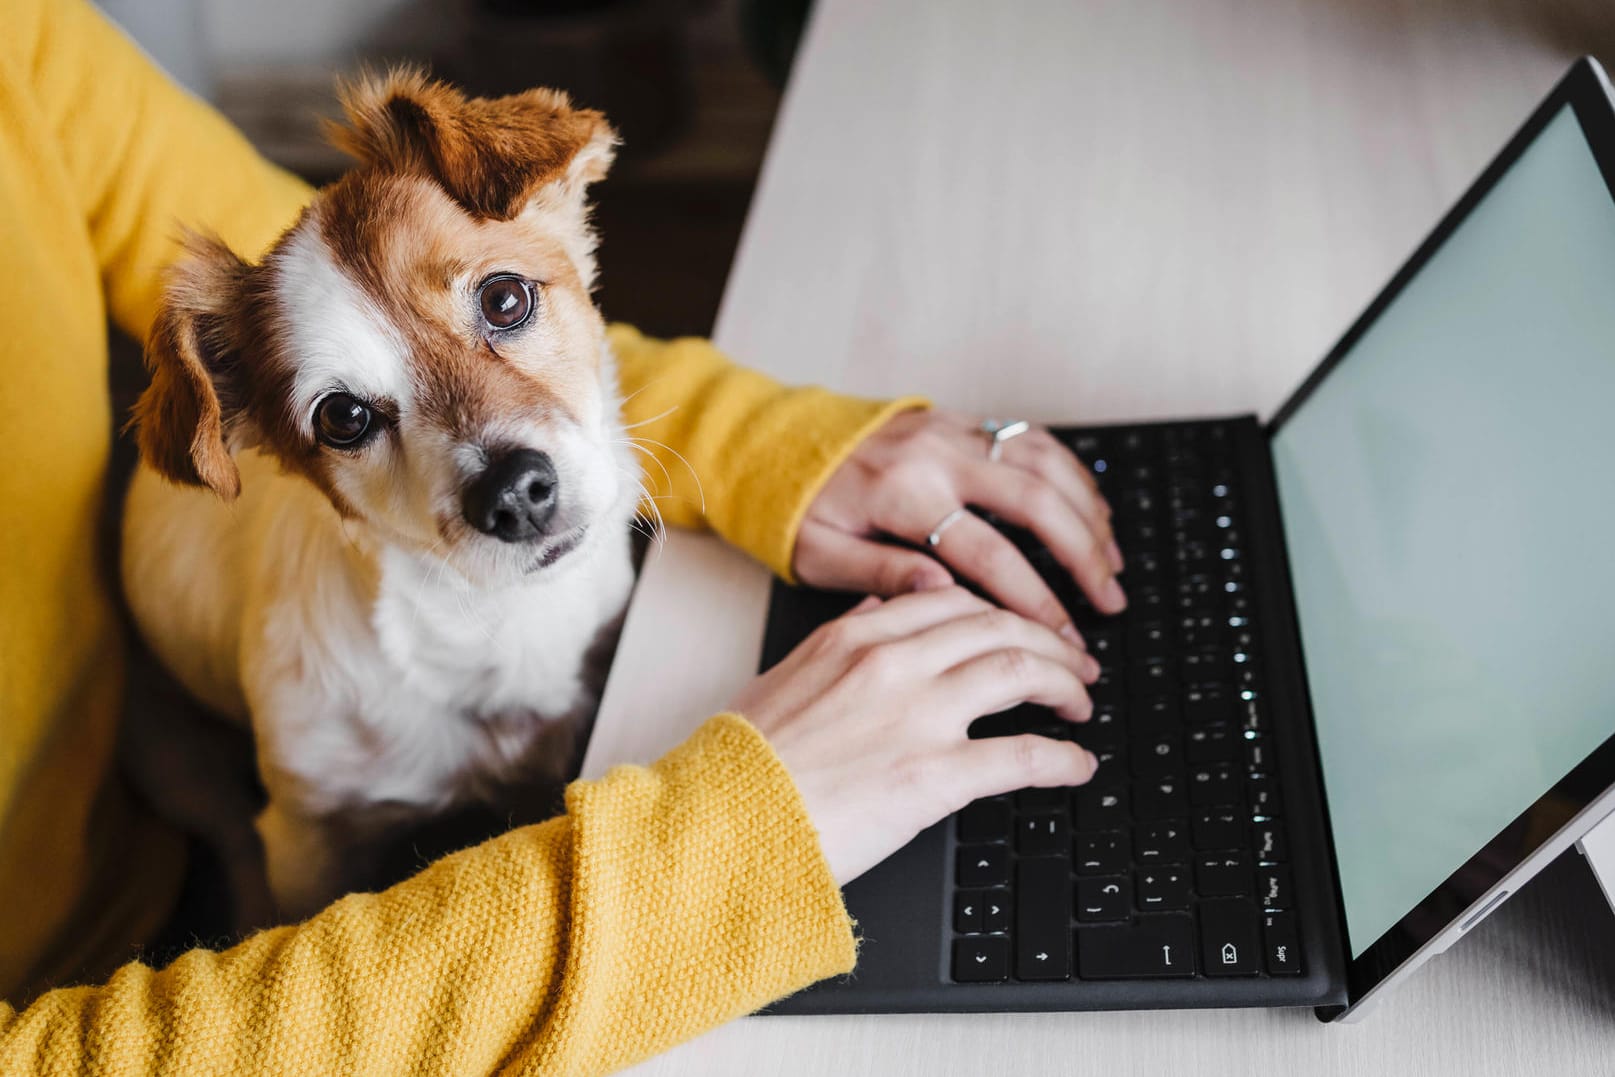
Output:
(1016, 858), (1072, 980)
(952, 937), (1010, 983)
(955, 889), (984, 933)
(981, 889), (1011, 933)
(956, 844), (1010, 887)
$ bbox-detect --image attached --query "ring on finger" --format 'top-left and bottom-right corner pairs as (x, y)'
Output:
(926, 507), (971, 548)
(980, 418), (1031, 462)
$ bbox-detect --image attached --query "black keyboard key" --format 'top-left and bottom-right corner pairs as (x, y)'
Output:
(1087, 626), (1124, 664)
(1183, 686), (1232, 724)
(955, 890), (984, 933)
(1077, 915), (1196, 978)
(1257, 866), (1293, 909)
(1244, 736), (1273, 773)
(1128, 621), (1172, 657)
(1264, 911), (1303, 974)
(1134, 777), (1188, 819)
(1074, 785), (1128, 830)
(1016, 858), (1072, 980)
(953, 936), (1010, 982)
(1083, 703), (1126, 747)
(1075, 831), (1130, 875)
(957, 845), (1010, 887)
(1089, 668), (1122, 703)
(1190, 764), (1241, 806)
(1120, 429), (1157, 457)
(1193, 808), (1246, 850)
(1016, 787), (1068, 813)
(1196, 852), (1254, 897)
(1131, 696), (1181, 735)
(1247, 776), (1282, 814)
(1131, 585), (1168, 616)
(1131, 733), (1182, 776)
(1092, 744), (1126, 775)
(1076, 876), (1132, 922)
(1136, 865), (1192, 911)
(1135, 819), (1190, 862)
(1186, 724), (1237, 764)
(1252, 821), (1288, 862)
(1126, 544), (1165, 576)
(1129, 658), (1177, 696)
(1199, 899), (1261, 976)
(957, 798), (1011, 843)
(1180, 648), (1231, 685)
(1016, 813), (1069, 855)
(982, 889), (1011, 933)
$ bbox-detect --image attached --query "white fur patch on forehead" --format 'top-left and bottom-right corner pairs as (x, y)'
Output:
(277, 226), (410, 429)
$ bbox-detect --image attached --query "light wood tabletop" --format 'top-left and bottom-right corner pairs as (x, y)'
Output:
(582, 0), (1615, 1071)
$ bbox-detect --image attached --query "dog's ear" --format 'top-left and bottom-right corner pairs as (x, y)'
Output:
(328, 67), (618, 221)
(130, 233), (251, 500)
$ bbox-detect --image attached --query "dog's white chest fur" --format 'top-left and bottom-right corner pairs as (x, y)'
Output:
(123, 443), (635, 913)
(252, 526), (632, 814)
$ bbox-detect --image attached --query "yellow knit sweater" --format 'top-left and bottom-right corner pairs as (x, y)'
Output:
(0, 1), (910, 1071)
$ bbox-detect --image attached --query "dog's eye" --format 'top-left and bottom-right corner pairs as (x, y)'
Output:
(478, 275), (535, 331)
(314, 393), (375, 448)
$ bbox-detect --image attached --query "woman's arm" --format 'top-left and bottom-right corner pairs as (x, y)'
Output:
(4, 584), (1099, 1077)
(0, 716), (856, 1076)
(608, 325), (928, 580)
(15, 0), (312, 343)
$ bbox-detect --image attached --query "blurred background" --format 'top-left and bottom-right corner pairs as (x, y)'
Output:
(100, 0), (815, 339)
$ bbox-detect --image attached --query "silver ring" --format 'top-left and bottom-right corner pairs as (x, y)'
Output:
(981, 418), (1031, 461)
(926, 507), (970, 548)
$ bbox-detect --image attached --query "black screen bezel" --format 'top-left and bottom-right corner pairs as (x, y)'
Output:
(1263, 56), (1615, 1007)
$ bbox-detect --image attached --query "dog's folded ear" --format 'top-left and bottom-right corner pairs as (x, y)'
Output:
(328, 67), (618, 221)
(130, 233), (251, 501)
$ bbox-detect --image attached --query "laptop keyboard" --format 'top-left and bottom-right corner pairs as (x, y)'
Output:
(951, 421), (1304, 984)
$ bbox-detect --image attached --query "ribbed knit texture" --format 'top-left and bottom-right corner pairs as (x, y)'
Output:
(0, 715), (859, 1076)
(0, 0), (921, 1070)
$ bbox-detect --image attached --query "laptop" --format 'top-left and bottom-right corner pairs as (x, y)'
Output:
(758, 57), (1615, 1022)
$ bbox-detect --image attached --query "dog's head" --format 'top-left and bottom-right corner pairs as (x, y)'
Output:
(133, 69), (629, 583)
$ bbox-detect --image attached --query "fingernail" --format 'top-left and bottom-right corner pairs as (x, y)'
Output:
(1059, 622), (1084, 647)
(1086, 750), (1100, 775)
(1106, 539), (1125, 572)
(1085, 656), (1102, 681)
(1103, 577), (1127, 610)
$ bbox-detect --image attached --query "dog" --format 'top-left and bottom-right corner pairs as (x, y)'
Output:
(121, 70), (640, 920)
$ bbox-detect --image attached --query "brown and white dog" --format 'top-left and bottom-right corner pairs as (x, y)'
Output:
(122, 71), (641, 919)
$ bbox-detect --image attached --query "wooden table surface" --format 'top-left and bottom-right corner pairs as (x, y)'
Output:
(582, 0), (1615, 1071)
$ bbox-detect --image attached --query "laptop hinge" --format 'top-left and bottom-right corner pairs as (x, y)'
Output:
(1576, 808), (1615, 913)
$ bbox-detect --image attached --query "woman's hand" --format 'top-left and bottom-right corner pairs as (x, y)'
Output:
(793, 409), (1126, 644)
(731, 587), (1101, 886)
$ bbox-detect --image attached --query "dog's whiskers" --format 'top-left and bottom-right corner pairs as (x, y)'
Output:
(626, 435), (705, 515)
(619, 404), (678, 432)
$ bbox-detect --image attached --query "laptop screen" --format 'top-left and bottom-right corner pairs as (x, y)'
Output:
(1269, 103), (1615, 959)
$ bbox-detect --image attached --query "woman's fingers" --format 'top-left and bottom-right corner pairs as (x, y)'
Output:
(1001, 429), (1123, 571)
(935, 645), (1094, 723)
(793, 519), (954, 597)
(959, 461), (1126, 615)
(952, 734), (1100, 805)
(889, 607), (1099, 685)
(917, 511), (1080, 639)
(798, 587), (997, 670)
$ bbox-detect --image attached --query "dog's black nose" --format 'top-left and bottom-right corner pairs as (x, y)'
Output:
(462, 448), (559, 542)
